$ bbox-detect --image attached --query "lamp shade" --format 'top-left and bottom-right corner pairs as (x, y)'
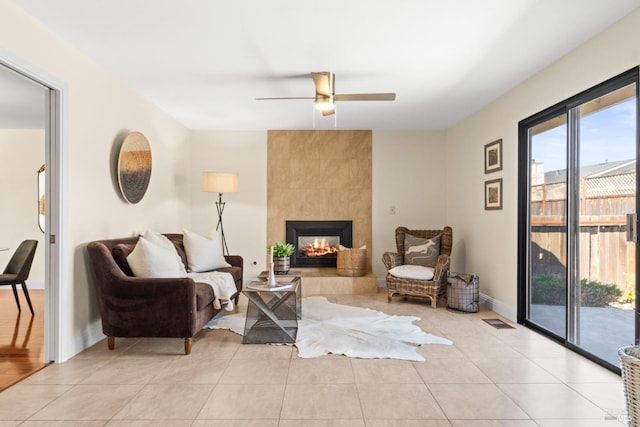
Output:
(201, 172), (239, 193)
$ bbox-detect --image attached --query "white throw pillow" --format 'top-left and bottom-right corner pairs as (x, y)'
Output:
(404, 233), (441, 268)
(389, 265), (435, 281)
(127, 236), (188, 278)
(143, 230), (187, 275)
(143, 230), (173, 248)
(183, 229), (231, 273)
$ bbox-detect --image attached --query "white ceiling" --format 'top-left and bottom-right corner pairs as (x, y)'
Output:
(7, 0), (640, 130)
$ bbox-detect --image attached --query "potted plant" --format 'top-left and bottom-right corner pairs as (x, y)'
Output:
(270, 241), (295, 274)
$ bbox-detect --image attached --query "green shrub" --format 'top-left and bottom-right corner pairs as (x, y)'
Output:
(531, 274), (623, 307)
(531, 274), (565, 305)
(579, 278), (622, 306)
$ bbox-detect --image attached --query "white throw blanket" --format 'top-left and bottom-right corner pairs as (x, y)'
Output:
(188, 271), (236, 311)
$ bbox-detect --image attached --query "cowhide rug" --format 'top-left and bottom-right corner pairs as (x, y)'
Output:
(205, 296), (451, 361)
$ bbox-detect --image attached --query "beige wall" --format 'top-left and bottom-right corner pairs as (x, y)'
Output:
(0, 130), (45, 287)
(446, 8), (640, 318)
(1, 2), (192, 360)
(189, 130), (267, 281)
(372, 131), (448, 279)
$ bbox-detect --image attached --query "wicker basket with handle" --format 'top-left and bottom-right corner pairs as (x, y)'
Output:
(336, 248), (367, 277)
(619, 345), (640, 426)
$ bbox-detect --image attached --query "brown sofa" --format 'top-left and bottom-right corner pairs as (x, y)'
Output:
(86, 233), (243, 355)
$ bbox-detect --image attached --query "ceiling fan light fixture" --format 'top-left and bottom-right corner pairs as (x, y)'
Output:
(315, 94), (334, 111)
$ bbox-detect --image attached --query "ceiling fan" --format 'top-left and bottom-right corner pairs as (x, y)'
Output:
(256, 71), (396, 116)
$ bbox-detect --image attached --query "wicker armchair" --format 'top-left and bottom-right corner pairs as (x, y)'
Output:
(382, 226), (452, 308)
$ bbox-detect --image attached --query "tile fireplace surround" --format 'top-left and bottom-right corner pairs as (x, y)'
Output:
(267, 130), (377, 295)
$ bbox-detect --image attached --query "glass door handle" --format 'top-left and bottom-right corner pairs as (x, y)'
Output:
(627, 213), (637, 243)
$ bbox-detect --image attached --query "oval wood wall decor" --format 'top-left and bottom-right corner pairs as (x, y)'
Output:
(117, 131), (152, 204)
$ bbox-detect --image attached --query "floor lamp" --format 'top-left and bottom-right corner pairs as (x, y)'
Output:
(201, 172), (239, 256)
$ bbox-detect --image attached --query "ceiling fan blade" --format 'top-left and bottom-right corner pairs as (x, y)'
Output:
(311, 72), (334, 96)
(257, 72), (395, 116)
(334, 93), (396, 101)
(255, 97), (314, 100)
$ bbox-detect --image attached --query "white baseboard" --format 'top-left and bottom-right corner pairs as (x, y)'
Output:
(66, 322), (104, 363)
(479, 292), (517, 322)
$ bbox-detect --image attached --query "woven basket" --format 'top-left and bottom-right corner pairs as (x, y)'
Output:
(336, 248), (366, 277)
(619, 345), (640, 425)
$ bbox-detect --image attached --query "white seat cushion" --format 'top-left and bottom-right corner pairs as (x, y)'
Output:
(389, 265), (435, 281)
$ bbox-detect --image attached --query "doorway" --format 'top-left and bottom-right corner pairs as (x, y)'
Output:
(518, 67), (639, 372)
(0, 55), (63, 366)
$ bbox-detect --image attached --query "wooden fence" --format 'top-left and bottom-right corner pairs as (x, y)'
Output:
(531, 224), (634, 293)
(530, 173), (635, 293)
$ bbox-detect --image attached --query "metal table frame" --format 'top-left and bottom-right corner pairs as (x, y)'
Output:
(242, 277), (301, 344)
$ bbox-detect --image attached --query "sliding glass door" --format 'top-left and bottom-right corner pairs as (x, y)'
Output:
(519, 68), (639, 371)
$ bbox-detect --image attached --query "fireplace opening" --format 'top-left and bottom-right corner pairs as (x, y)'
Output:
(299, 236), (340, 258)
(286, 220), (352, 268)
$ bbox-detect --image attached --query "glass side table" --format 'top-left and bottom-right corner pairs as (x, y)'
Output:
(242, 276), (301, 344)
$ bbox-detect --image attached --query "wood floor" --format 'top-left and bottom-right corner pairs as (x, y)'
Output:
(0, 289), (46, 391)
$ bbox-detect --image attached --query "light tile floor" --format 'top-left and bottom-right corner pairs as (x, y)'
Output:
(0, 292), (629, 426)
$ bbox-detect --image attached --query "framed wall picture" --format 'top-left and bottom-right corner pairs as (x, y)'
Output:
(485, 178), (503, 210)
(484, 139), (503, 173)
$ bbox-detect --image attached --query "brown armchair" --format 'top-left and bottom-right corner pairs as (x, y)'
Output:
(382, 226), (452, 308)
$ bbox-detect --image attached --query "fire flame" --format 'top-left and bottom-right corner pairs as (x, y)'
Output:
(302, 237), (338, 257)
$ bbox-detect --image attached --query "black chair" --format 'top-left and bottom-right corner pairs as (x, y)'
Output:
(0, 240), (38, 315)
